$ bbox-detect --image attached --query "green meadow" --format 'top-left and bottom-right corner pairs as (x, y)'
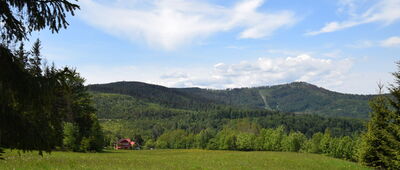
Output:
(1, 149), (370, 170)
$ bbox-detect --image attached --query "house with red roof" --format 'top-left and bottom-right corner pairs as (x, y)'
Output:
(115, 138), (136, 150)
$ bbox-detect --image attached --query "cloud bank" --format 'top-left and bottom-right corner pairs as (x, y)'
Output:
(79, 0), (297, 50)
(159, 54), (353, 89)
(381, 36), (400, 47)
(307, 0), (400, 35)
(347, 36), (400, 48)
(80, 54), (393, 94)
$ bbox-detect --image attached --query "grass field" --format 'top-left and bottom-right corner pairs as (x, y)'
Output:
(0, 149), (370, 170)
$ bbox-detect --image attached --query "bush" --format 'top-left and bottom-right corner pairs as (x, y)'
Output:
(281, 131), (306, 152)
(144, 139), (156, 149)
(236, 133), (256, 151)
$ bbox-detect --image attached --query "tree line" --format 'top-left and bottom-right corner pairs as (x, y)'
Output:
(1, 39), (104, 154)
(143, 126), (359, 161)
(1, 0), (104, 156)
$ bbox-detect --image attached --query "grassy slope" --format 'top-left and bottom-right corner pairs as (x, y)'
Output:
(1, 150), (370, 170)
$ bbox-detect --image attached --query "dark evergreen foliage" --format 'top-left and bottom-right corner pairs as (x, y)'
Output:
(0, 0), (82, 156)
(359, 62), (400, 169)
(1, 42), (104, 155)
(0, 0), (79, 42)
(1, 43), (66, 155)
(88, 81), (375, 119)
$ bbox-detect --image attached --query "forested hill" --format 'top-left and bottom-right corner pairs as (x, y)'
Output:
(87, 81), (220, 111)
(87, 81), (375, 119)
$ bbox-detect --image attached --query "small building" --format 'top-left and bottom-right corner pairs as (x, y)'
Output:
(115, 138), (136, 150)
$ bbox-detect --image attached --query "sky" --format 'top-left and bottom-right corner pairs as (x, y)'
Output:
(31, 0), (400, 94)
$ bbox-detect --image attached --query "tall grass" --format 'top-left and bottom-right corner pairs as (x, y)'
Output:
(0, 149), (370, 170)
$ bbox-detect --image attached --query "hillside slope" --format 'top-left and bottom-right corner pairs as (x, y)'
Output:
(175, 82), (374, 118)
(88, 81), (375, 118)
(89, 87), (366, 138)
(88, 81), (220, 111)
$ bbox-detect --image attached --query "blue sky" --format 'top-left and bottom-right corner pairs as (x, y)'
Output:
(31, 0), (400, 94)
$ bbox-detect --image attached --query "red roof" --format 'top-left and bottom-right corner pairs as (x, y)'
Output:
(118, 138), (131, 143)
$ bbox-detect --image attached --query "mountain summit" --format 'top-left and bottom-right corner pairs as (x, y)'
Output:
(88, 81), (374, 119)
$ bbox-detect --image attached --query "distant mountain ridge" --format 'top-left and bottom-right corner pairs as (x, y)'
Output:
(87, 81), (376, 119)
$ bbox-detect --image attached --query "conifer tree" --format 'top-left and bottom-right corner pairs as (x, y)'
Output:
(14, 42), (28, 68)
(29, 39), (42, 76)
(386, 62), (400, 169)
(1, 0), (80, 156)
(359, 63), (400, 169)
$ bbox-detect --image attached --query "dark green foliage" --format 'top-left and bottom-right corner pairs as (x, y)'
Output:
(88, 82), (220, 111)
(60, 72), (104, 152)
(134, 135), (144, 146)
(63, 120), (105, 152)
(175, 82), (373, 118)
(1, 41), (103, 155)
(0, 0), (79, 42)
(0, 0), (80, 157)
(257, 82), (373, 118)
(359, 96), (392, 168)
(87, 120), (105, 152)
(92, 80), (367, 162)
(89, 81), (375, 119)
(94, 90), (365, 142)
(91, 92), (194, 120)
(1, 43), (66, 155)
(387, 62), (400, 169)
(359, 62), (400, 169)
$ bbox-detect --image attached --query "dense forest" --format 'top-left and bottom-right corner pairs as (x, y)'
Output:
(92, 92), (365, 140)
(87, 81), (372, 145)
(0, 0), (103, 155)
(88, 81), (374, 119)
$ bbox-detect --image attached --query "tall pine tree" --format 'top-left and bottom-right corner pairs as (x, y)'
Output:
(386, 62), (400, 168)
(1, 0), (79, 156)
(359, 62), (400, 169)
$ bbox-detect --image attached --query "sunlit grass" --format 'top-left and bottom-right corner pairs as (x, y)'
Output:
(0, 149), (370, 170)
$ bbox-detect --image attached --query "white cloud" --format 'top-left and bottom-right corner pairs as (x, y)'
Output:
(266, 49), (313, 56)
(322, 50), (343, 58)
(158, 54), (354, 90)
(380, 36), (400, 47)
(79, 54), (394, 94)
(79, 0), (297, 50)
(346, 40), (374, 48)
(337, 0), (359, 16)
(307, 0), (400, 35)
(347, 36), (400, 48)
